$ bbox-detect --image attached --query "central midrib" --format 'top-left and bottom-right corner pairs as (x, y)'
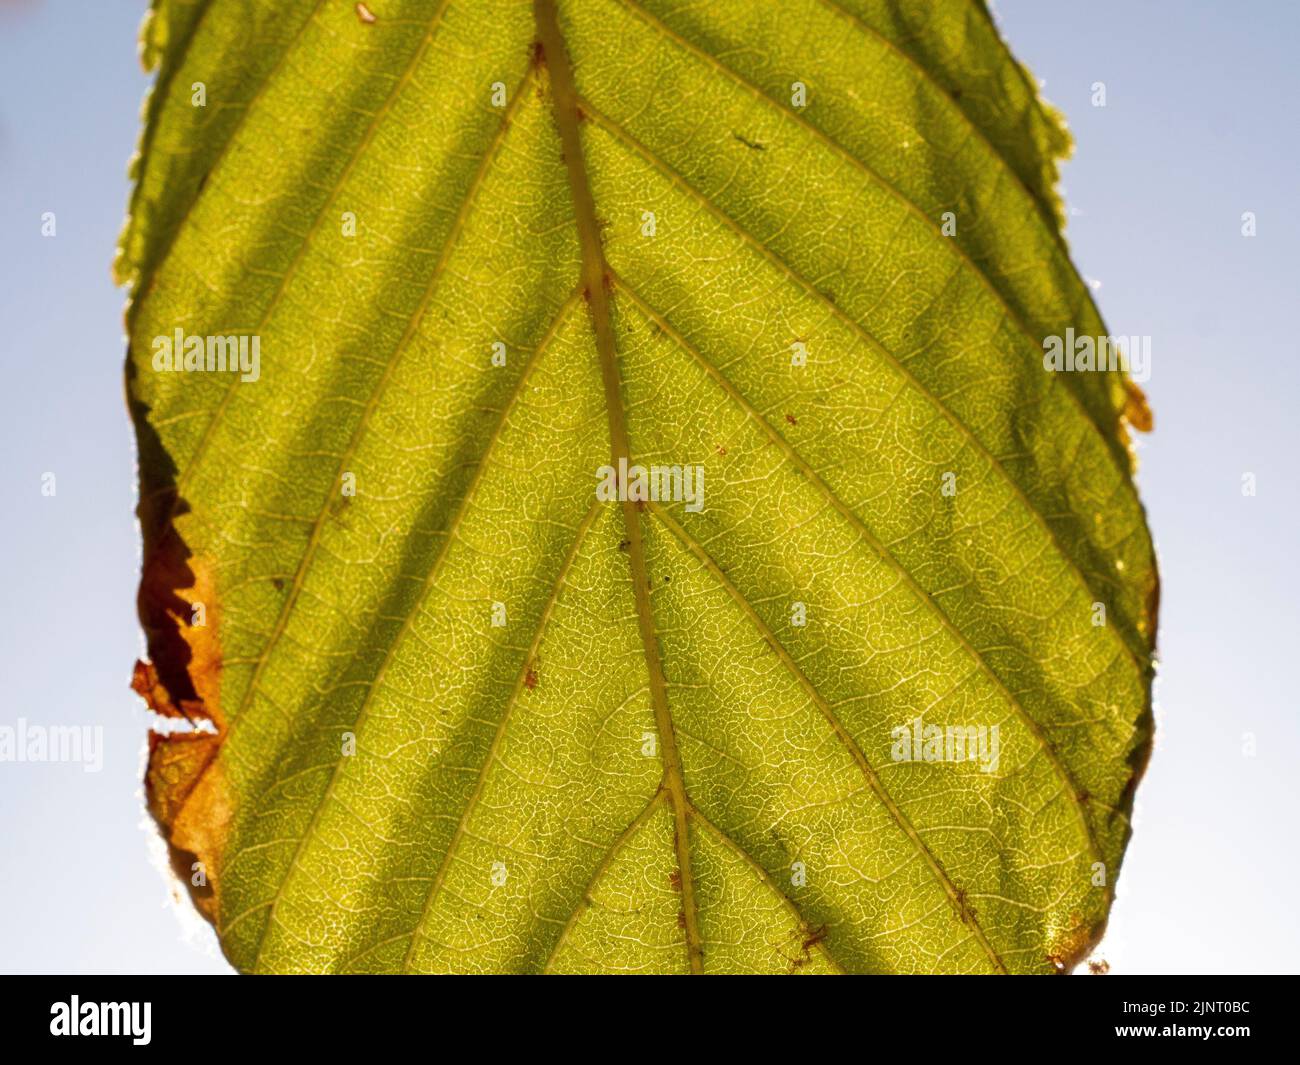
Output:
(533, 0), (706, 974)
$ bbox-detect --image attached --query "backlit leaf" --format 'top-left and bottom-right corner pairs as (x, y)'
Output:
(122, 0), (1156, 974)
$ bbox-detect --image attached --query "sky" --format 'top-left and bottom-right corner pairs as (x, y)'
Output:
(0, 0), (1296, 974)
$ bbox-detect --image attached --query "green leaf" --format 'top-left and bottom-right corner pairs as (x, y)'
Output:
(122, 0), (1157, 975)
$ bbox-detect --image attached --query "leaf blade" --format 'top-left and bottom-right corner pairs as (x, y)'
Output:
(125, 0), (1156, 975)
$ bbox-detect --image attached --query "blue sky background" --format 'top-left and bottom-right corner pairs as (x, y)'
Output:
(0, 0), (1296, 974)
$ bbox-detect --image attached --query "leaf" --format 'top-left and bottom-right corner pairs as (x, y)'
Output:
(121, 0), (1157, 975)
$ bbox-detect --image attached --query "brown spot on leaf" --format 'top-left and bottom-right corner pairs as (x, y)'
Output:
(131, 659), (198, 722)
(144, 727), (216, 826)
(801, 923), (828, 952)
(164, 748), (231, 925)
(135, 558), (231, 927)
(127, 371), (231, 930)
(1046, 913), (1104, 974)
(953, 887), (977, 925)
(784, 413), (798, 426)
(782, 922), (828, 971)
(1123, 377), (1153, 432)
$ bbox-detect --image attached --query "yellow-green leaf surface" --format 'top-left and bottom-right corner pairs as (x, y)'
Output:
(122, 0), (1157, 974)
